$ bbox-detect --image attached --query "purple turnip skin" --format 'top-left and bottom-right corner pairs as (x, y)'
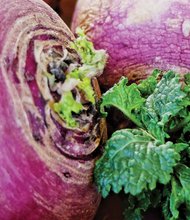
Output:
(72, 0), (190, 88)
(0, 0), (106, 219)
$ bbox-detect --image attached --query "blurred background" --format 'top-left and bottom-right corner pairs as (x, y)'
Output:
(43, 1), (162, 219)
(44, 0), (77, 26)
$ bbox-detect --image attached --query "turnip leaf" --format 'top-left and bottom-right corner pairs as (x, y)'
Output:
(100, 77), (145, 127)
(95, 128), (182, 197)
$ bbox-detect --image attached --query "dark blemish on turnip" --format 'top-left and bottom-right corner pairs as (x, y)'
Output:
(63, 172), (72, 178)
(48, 61), (66, 83)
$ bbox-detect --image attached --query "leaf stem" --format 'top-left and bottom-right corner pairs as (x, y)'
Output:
(117, 106), (144, 128)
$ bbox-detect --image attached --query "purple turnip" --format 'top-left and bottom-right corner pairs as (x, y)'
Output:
(72, 0), (190, 88)
(0, 0), (107, 219)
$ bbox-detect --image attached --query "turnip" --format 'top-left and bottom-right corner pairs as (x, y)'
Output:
(0, 0), (107, 219)
(72, 0), (190, 88)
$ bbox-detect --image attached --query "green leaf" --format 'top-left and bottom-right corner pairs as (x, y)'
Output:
(124, 208), (142, 220)
(94, 128), (180, 198)
(162, 186), (172, 220)
(141, 71), (186, 142)
(137, 69), (160, 97)
(166, 108), (189, 132)
(66, 27), (107, 105)
(162, 165), (190, 220)
(176, 164), (190, 203)
(51, 27), (107, 127)
(67, 68), (96, 104)
(181, 123), (190, 145)
(53, 91), (83, 127)
(71, 27), (107, 73)
(170, 178), (184, 219)
(173, 143), (188, 153)
(124, 190), (162, 220)
(169, 108), (190, 144)
(77, 77), (95, 104)
(151, 71), (185, 123)
(95, 70), (190, 219)
(100, 77), (145, 127)
(183, 75), (190, 110)
(184, 73), (190, 85)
